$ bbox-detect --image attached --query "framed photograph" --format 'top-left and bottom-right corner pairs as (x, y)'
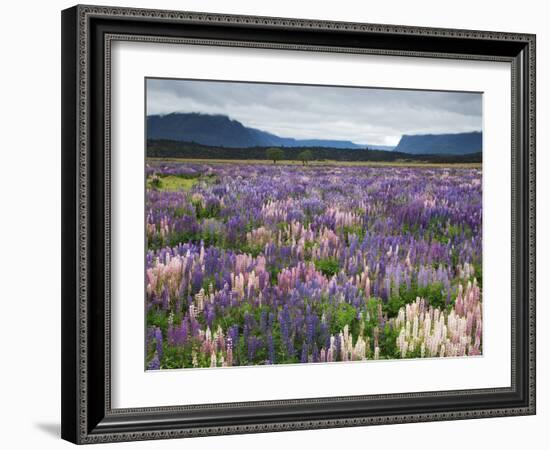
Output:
(61, 4), (536, 444)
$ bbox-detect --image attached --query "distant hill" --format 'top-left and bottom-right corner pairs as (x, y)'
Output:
(147, 139), (482, 164)
(394, 131), (482, 155)
(147, 113), (481, 155)
(366, 144), (396, 151)
(147, 112), (366, 149)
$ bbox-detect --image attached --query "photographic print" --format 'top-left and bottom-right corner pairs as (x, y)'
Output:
(144, 78), (483, 371)
(61, 8), (536, 441)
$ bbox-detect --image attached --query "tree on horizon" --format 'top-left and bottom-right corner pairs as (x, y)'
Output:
(298, 149), (313, 165)
(266, 148), (284, 164)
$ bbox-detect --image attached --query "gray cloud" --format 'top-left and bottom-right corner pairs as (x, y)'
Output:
(146, 78), (482, 146)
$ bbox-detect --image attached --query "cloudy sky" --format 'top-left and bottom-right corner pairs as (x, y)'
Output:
(146, 78), (482, 146)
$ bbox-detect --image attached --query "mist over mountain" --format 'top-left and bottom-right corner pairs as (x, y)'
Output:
(147, 113), (369, 149)
(393, 132), (482, 155)
(147, 112), (481, 155)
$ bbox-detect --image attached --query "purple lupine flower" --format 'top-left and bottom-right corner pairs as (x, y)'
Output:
(147, 352), (160, 370)
(154, 327), (163, 359)
(247, 336), (261, 362)
(267, 332), (276, 364)
(145, 163), (482, 367)
(161, 286), (170, 311)
(260, 310), (268, 334)
(301, 341), (308, 363)
(335, 334), (342, 361)
(312, 343), (319, 363)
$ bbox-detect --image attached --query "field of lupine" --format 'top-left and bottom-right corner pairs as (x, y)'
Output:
(145, 160), (482, 370)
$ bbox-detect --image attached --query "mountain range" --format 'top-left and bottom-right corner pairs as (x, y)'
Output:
(147, 112), (481, 155)
(147, 113), (388, 150)
(393, 131), (482, 155)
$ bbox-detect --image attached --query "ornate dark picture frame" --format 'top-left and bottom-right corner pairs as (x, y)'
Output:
(61, 4), (536, 444)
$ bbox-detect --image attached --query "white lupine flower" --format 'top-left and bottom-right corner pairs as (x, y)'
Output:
(210, 351), (217, 368)
(394, 282), (482, 359)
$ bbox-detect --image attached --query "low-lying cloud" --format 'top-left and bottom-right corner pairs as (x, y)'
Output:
(146, 78), (482, 146)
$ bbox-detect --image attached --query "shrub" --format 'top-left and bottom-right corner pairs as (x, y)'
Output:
(314, 257), (340, 277)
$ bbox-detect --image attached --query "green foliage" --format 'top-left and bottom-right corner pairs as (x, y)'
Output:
(428, 217), (472, 245)
(365, 297), (381, 320)
(383, 281), (447, 316)
(450, 247), (460, 269)
(380, 324), (400, 359)
(341, 224), (365, 243)
(314, 257), (340, 277)
(149, 174), (162, 189)
(401, 222), (419, 236)
(303, 241), (317, 261)
(200, 224), (223, 248)
(147, 175), (198, 191)
(239, 243), (264, 258)
(266, 148), (284, 164)
(147, 309), (169, 331)
(426, 216), (445, 242)
(173, 206), (192, 218)
(473, 262), (483, 288)
(161, 344), (189, 369)
(166, 230), (197, 248)
(417, 282), (446, 310)
(192, 199), (221, 220)
(298, 149), (313, 165)
(161, 176), (198, 191)
(147, 140), (482, 164)
(147, 234), (165, 251)
(214, 303), (253, 331)
(217, 236), (264, 257)
(275, 221), (287, 231)
(384, 294), (410, 318)
(331, 303), (357, 336)
(267, 265), (282, 284)
(202, 275), (217, 293)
